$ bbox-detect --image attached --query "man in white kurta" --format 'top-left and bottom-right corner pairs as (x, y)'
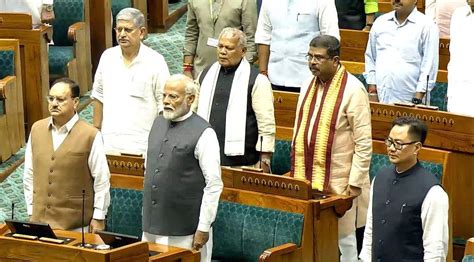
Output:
(291, 35), (372, 261)
(447, 2), (474, 116)
(0, 0), (54, 25)
(91, 8), (170, 155)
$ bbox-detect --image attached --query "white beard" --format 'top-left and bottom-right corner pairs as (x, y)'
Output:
(163, 104), (188, 120)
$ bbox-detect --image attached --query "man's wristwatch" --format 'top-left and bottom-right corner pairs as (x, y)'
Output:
(412, 97), (423, 104)
(43, 4), (53, 12)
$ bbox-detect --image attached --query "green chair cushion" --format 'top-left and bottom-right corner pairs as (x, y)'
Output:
(430, 82), (447, 111)
(212, 201), (304, 261)
(463, 255), (474, 262)
(271, 140), (292, 175)
(0, 50), (14, 79)
(369, 153), (443, 182)
(52, 0), (84, 46)
(0, 164), (28, 223)
(112, 0), (132, 19)
(49, 46), (74, 76)
(106, 188), (143, 238)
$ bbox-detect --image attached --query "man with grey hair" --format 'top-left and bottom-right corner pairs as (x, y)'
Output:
(91, 7), (170, 155)
(142, 74), (223, 262)
(196, 27), (275, 172)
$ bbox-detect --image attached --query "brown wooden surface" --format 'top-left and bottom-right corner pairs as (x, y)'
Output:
(0, 13), (33, 29)
(89, 0), (112, 75)
(0, 224), (199, 262)
(377, 0), (425, 13)
(0, 14), (51, 135)
(148, 0), (187, 33)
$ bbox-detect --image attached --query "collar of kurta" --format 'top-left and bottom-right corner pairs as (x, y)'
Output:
(48, 113), (79, 133)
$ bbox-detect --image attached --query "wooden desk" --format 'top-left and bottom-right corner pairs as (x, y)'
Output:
(88, 0), (112, 75)
(0, 224), (199, 262)
(0, 14), (51, 134)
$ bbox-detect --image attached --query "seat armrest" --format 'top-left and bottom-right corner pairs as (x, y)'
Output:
(67, 21), (86, 43)
(258, 243), (297, 262)
(0, 76), (15, 99)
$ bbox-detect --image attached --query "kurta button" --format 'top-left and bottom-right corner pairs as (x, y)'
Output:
(155, 169), (159, 173)
(49, 181), (52, 185)
(47, 205), (51, 208)
(151, 200), (156, 205)
(392, 180), (398, 185)
(379, 240), (383, 244)
(159, 153), (163, 158)
(50, 169), (53, 173)
(385, 200), (390, 205)
(381, 219), (386, 224)
(48, 193), (51, 197)
(51, 156), (54, 160)
(163, 138), (168, 142)
(152, 185), (157, 189)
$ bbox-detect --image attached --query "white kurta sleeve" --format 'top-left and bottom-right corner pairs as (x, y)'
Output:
(23, 133), (34, 216)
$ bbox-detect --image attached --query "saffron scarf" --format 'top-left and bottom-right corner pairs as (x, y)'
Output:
(291, 65), (348, 192)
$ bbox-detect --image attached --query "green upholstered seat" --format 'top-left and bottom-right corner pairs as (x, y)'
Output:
(48, 46), (74, 76)
(463, 255), (474, 262)
(0, 164), (28, 223)
(369, 153), (443, 182)
(212, 201), (304, 261)
(112, 0), (132, 19)
(430, 82), (447, 111)
(49, 0), (84, 75)
(0, 50), (15, 116)
(271, 140), (292, 175)
(106, 188), (143, 238)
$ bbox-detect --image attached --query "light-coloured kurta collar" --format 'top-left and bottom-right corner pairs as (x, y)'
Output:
(118, 42), (147, 66)
(172, 110), (193, 122)
(48, 113), (79, 133)
(389, 7), (422, 26)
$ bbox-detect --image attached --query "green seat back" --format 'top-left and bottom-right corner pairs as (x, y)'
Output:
(112, 0), (132, 19)
(271, 140), (292, 175)
(106, 188), (143, 238)
(0, 164), (28, 223)
(49, 46), (74, 76)
(430, 82), (447, 111)
(463, 255), (474, 262)
(212, 201), (304, 261)
(52, 0), (85, 46)
(0, 50), (14, 116)
(369, 153), (443, 182)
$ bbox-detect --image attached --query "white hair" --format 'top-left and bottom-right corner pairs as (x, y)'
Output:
(166, 74), (199, 97)
(219, 27), (247, 48)
(116, 8), (145, 28)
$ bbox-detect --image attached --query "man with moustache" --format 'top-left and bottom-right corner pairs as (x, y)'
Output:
(23, 78), (110, 232)
(196, 27), (275, 172)
(142, 75), (223, 262)
(364, 0), (439, 104)
(291, 35), (372, 261)
(92, 8), (170, 155)
(360, 117), (448, 261)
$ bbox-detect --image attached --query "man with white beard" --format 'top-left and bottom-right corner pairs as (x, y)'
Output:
(141, 75), (223, 262)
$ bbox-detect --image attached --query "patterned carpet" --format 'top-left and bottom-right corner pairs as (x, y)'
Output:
(0, 11), (187, 222)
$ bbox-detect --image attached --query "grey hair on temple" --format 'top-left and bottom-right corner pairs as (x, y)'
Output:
(167, 74), (199, 96)
(116, 8), (145, 28)
(219, 27), (247, 48)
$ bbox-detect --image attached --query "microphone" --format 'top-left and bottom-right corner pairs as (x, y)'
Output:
(259, 136), (263, 169)
(81, 189), (85, 247)
(11, 202), (14, 220)
(425, 75), (429, 106)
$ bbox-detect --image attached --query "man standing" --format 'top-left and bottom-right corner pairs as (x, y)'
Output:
(183, 0), (257, 78)
(142, 75), (223, 262)
(335, 0), (378, 31)
(360, 117), (449, 261)
(291, 35), (372, 261)
(23, 78), (110, 232)
(447, 0), (474, 116)
(92, 8), (170, 155)
(255, 0), (339, 92)
(0, 0), (55, 25)
(197, 28), (275, 172)
(365, 0), (439, 104)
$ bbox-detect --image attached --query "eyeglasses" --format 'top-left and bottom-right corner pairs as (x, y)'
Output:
(46, 95), (72, 104)
(114, 27), (137, 34)
(384, 138), (419, 150)
(305, 54), (331, 63)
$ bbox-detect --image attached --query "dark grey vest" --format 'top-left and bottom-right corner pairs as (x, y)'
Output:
(199, 63), (260, 166)
(142, 113), (211, 236)
(372, 162), (439, 262)
(335, 0), (366, 30)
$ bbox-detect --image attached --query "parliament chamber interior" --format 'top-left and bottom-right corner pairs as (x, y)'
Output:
(0, 0), (473, 261)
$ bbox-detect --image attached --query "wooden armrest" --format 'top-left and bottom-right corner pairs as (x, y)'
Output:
(0, 76), (15, 99)
(332, 195), (356, 218)
(259, 243), (297, 261)
(68, 21), (86, 43)
(466, 237), (474, 256)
